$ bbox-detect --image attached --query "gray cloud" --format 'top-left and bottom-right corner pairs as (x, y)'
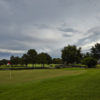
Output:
(58, 28), (79, 33)
(63, 34), (72, 37)
(61, 22), (68, 27)
(82, 48), (91, 53)
(0, 52), (23, 60)
(34, 24), (51, 30)
(96, 16), (100, 22)
(76, 26), (100, 46)
(0, 0), (100, 59)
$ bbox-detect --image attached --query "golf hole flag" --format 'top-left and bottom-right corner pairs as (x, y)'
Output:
(7, 62), (10, 65)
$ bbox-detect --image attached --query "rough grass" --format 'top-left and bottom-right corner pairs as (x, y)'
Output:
(0, 68), (100, 100)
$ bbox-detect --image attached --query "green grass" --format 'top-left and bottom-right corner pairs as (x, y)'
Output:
(1, 64), (100, 68)
(27, 64), (57, 67)
(96, 64), (100, 68)
(0, 68), (100, 100)
(0, 64), (57, 68)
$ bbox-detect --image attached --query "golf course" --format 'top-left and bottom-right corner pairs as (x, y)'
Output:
(1, 0), (100, 99)
(0, 68), (100, 100)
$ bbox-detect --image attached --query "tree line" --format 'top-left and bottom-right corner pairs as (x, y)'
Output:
(0, 43), (100, 68)
(0, 49), (62, 67)
(61, 43), (100, 68)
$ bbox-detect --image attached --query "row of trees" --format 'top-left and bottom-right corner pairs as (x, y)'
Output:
(61, 43), (100, 68)
(0, 43), (100, 68)
(0, 59), (9, 66)
(10, 49), (62, 67)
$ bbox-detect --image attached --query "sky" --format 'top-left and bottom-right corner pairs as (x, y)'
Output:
(0, 0), (100, 60)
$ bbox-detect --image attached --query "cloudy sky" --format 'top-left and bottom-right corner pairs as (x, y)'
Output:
(0, 0), (100, 59)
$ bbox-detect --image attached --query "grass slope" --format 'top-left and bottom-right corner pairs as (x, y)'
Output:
(0, 68), (100, 100)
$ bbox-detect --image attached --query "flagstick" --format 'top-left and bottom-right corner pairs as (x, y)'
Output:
(10, 65), (11, 79)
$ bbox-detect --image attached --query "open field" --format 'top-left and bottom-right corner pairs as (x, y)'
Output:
(0, 68), (100, 100)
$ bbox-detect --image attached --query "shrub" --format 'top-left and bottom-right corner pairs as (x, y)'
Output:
(82, 57), (97, 68)
(55, 64), (64, 68)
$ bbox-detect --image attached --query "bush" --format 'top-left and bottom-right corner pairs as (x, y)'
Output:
(82, 57), (97, 68)
(55, 64), (64, 68)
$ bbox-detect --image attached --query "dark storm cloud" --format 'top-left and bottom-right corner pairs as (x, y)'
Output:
(0, 52), (23, 60)
(0, 52), (11, 57)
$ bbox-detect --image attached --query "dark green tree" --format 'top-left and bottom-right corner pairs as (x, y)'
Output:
(61, 45), (82, 64)
(91, 43), (100, 59)
(0, 60), (4, 66)
(27, 49), (37, 67)
(14, 56), (20, 66)
(38, 53), (48, 67)
(52, 58), (56, 64)
(43, 53), (52, 64)
(1, 59), (9, 65)
(82, 57), (97, 68)
(10, 55), (15, 67)
(82, 52), (93, 59)
(22, 54), (29, 67)
(85, 52), (92, 57)
(52, 58), (62, 64)
(19, 58), (24, 67)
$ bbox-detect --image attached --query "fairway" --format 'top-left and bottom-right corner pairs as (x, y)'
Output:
(0, 68), (100, 100)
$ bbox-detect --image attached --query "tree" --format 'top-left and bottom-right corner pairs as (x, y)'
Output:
(52, 58), (56, 64)
(27, 49), (37, 67)
(10, 56), (20, 67)
(43, 53), (52, 64)
(14, 56), (20, 66)
(85, 52), (92, 57)
(1, 59), (9, 65)
(52, 58), (62, 64)
(19, 58), (24, 66)
(37, 53), (48, 67)
(10, 55), (15, 67)
(91, 43), (100, 59)
(0, 60), (4, 66)
(82, 52), (93, 59)
(61, 45), (82, 64)
(82, 57), (97, 68)
(22, 54), (29, 67)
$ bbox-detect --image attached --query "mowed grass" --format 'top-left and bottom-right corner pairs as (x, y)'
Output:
(0, 64), (57, 68)
(0, 69), (84, 84)
(0, 68), (100, 100)
(1, 64), (100, 68)
(27, 64), (56, 67)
